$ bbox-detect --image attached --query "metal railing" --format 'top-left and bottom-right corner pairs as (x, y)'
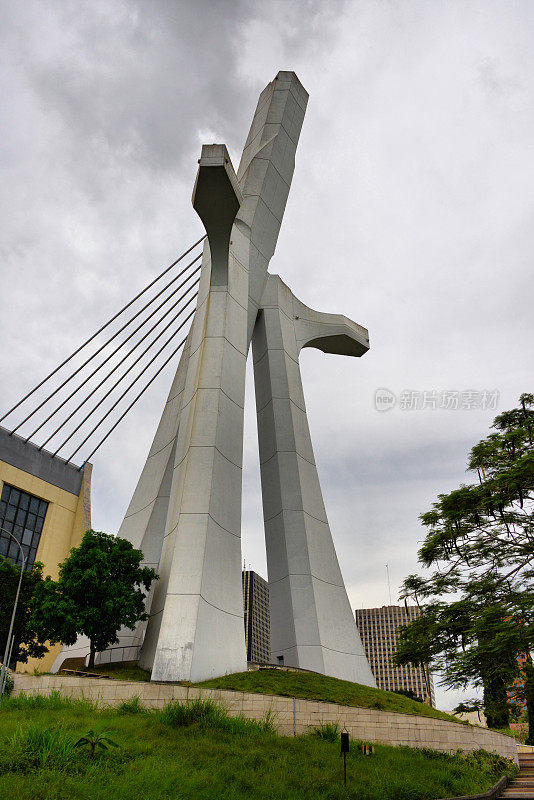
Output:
(92, 645), (141, 666)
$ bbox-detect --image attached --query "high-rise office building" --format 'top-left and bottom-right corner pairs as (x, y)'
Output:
(355, 605), (435, 706)
(242, 570), (271, 663)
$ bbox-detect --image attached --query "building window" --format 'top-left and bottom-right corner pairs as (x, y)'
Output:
(0, 483), (48, 571)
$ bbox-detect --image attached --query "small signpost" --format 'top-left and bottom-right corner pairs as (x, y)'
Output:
(340, 728), (349, 786)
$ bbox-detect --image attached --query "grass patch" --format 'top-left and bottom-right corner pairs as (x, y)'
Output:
(0, 694), (516, 800)
(80, 663), (151, 682)
(116, 696), (145, 715)
(196, 669), (459, 722)
(307, 721), (340, 742)
(5, 690), (100, 712)
(156, 697), (276, 735)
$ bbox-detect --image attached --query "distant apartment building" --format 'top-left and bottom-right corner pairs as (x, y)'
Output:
(507, 651), (528, 715)
(355, 605), (435, 706)
(242, 570), (271, 663)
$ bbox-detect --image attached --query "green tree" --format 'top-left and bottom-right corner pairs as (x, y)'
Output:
(0, 556), (49, 664)
(395, 577), (533, 728)
(31, 530), (157, 668)
(394, 394), (534, 733)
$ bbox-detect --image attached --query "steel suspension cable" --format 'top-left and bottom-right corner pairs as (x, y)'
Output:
(0, 236), (206, 425)
(13, 256), (202, 438)
(78, 332), (191, 467)
(26, 273), (201, 445)
(67, 309), (195, 463)
(49, 291), (199, 456)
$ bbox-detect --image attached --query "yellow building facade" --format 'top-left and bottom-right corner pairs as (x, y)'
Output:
(0, 426), (91, 672)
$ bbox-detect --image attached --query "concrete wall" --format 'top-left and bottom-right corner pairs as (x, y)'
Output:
(12, 674), (518, 764)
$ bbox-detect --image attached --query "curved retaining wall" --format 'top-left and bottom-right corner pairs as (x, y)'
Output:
(12, 674), (518, 764)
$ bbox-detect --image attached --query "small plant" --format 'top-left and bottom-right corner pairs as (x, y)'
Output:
(74, 730), (118, 760)
(261, 708), (277, 732)
(116, 695), (145, 714)
(2, 672), (14, 698)
(307, 721), (340, 742)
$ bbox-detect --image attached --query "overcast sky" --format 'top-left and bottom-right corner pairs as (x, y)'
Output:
(1, 0), (533, 709)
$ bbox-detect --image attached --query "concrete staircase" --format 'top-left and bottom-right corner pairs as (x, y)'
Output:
(502, 753), (534, 798)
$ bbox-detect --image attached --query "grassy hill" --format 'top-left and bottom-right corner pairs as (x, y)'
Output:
(0, 692), (515, 800)
(78, 664), (458, 722)
(196, 668), (458, 722)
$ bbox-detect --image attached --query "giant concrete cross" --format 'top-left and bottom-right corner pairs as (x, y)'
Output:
(118, 72), (376, 685)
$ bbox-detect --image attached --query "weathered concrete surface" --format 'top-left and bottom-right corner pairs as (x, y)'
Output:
(252, 275), (374, 684)
(12, 674), (518, 764)
(142, 144), (248, 682)
(127, 73), (308, 684)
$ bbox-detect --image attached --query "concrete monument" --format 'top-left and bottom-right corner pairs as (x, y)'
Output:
(58, 72), (375, 687)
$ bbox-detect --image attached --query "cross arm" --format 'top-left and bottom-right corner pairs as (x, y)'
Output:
(192, 144), (242, 287)
(292, 294), (369, 358)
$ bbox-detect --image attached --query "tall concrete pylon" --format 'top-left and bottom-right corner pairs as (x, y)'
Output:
(252, 274), (376, 684)
(58, 72), (375, 686)
(121, 72), (312, 682)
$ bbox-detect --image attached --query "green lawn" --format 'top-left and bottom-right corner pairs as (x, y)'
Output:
(0, 693), (516, 800)
(56, 664), (457, 722)
(196, 669), (459, 722)
(80, 663), (151, 682)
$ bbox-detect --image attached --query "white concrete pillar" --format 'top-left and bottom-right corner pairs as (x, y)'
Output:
(253, 274), (376, 686)
(138, 73), (309, 682)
